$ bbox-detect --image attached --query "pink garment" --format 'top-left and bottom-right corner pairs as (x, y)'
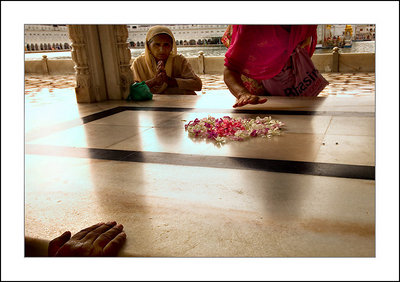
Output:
(261, 47), (329, 97)
(224, 25), (318, 81)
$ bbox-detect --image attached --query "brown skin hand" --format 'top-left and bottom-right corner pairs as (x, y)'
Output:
(48, 222), (126, 257)
(223, 67), (267, 108)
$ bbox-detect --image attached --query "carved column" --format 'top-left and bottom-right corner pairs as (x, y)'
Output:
(68, 25), (107, 103)
(97, 25), (133, 100)
(68, 24), (133, 102)
(114, 25), (134, 99)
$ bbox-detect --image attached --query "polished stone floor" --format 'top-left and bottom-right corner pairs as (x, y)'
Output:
(24, 75), (376, 257)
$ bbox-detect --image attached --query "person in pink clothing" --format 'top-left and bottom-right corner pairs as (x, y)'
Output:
(223, 25), (325, 108)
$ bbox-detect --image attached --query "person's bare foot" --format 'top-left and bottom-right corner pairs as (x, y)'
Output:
(48, 221), (126, 257)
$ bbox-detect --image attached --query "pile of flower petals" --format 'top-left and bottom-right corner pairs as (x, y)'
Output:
(184, 115), (284, 143)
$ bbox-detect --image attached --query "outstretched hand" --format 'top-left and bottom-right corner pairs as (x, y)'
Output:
(233, 93), (268, 108)
(48, 221), (126, 257)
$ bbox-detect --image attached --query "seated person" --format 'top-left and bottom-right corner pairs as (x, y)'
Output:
(131, 25), (202, 95)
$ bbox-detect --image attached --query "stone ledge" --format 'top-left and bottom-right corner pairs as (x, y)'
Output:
(25, 53), (375, 75)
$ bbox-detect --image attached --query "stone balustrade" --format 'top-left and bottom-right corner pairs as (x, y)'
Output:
(25, 51), (375, 76)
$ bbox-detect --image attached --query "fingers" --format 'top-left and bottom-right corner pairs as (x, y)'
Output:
(81, 222), (117, 243)
(156, 72), (167, 84)
(233, 95), (267, 108)
(94, 224), (125, 249)
(71, 222), (105, 240)
(256, 97), (268, 105)
(156, 61), (165, 72)
(252, 97), (267, 106)
(103, 232), (127, 257)
(233, 95), (257, 108)
(232, 101), (241, 108)
(246, 96), (260, 105)
(233, 95), (247, 108)
(48, 231), (71, 256)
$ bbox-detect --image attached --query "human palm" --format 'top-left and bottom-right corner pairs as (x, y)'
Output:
(48, 222), (126, 257)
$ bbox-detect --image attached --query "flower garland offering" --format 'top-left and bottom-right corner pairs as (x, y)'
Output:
(184, 116), (285, 144)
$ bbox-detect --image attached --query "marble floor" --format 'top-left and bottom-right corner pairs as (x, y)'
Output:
(24, 75), (376, 257)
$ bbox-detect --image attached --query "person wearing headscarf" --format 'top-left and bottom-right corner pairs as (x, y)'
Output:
(131, 25), (202, 95)
(223, 25), (322, 107)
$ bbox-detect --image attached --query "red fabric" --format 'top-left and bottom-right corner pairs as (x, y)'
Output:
(224, 25), (318, 81)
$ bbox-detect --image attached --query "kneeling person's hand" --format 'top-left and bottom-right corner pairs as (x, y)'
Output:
(48, 222), (126, 257)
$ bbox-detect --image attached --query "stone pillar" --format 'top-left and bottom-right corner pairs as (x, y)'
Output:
(114, 25), (134, 99)
(198, 51), (205, 74)
(332, 47), (340, 72)
(97, 25), (133, 100)
(68, 25), (108, 103)
(41, 55), (49, 75)
(67, 24), (133, 103)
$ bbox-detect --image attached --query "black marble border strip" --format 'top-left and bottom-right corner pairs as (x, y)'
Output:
(80, 107), (127, 123)
(26, 144), (375, 180)
(25, 107), (127, 142)
(121, 106), (375, 117)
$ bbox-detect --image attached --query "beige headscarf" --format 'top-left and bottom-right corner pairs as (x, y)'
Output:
(132, 25), (177, 93)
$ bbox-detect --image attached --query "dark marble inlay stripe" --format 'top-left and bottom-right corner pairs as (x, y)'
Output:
(26, 144), (375, 180)
(80, 107), (126, 123)
(121, 106), (375, 117)
(25, 107), (126, 142)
